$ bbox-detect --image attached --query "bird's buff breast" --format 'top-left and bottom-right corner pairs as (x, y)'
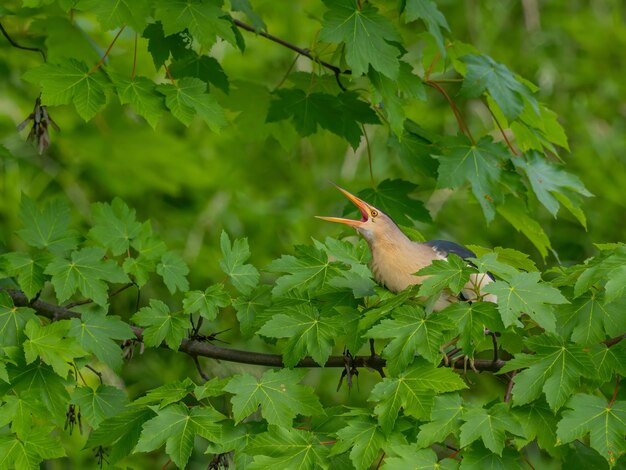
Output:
(369, 242), (443, 293)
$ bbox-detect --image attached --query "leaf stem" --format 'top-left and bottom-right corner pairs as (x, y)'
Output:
(609, 375), (621, 407)
(163, 62), (175, 84)
(89, 25), (126, 74)
(0, 21), (47, 62)
(486, 103), (519, 156)
(131, 32), (138, 81)
(361, 124), (375, 186)
(425, 80), (475, 144)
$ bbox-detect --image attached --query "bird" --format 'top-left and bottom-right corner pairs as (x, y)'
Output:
(317, 186), (497, 311)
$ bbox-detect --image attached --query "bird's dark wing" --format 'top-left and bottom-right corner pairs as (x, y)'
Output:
(424, 240), (494, 302)
(424, 239), (476, 260)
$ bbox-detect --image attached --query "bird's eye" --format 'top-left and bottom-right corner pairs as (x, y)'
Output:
(370, 209), (378, 218)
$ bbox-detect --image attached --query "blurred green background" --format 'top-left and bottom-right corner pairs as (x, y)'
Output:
(2, 0), (624, 276)
(0, 1), (625, 467)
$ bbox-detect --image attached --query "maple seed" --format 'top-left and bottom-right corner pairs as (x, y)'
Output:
(17, 95), (60, 154)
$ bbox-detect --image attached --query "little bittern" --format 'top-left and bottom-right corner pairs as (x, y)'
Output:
(318, 186), (497, 311)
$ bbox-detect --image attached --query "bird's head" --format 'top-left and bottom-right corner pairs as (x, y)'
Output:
(316, 186), (398, 244)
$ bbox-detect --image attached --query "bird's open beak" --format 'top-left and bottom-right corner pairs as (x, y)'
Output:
(316, 186), (370, 228)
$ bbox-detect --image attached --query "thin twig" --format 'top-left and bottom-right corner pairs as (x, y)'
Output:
(609, 375), (621, 407)
(486, 104), (519, 156)
(64, 282), (135, 309)
(85, 365), (103, 384)
(89, 25), (126, 74)
(193, 355), (210, 381)
(233, 18), (348, 91)
(0, 21), (46, 62)
(504, 370), (517, 402)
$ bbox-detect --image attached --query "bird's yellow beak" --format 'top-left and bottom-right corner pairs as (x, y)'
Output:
(316, 185), (371, 228)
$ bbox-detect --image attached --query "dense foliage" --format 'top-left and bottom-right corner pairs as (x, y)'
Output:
(1, 0), (625, 468)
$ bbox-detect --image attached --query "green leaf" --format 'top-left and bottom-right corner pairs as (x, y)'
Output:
(133, 380), (196, 412)
(45, 247), (130, 306)
(557, 394), (626, 466)
(142, 21), (190, 69)
(501, 334), (596, 410)
(68, 309), (134, 371)
(169, 53), (229, 94)
(89, 198), (143, 256)
(511, 400), (559, 455)
(461, 443), (524, 469)
(22, 59), (109, 121)
(194, 376), (230, 400)
(369, 359), (467, 434)
(484, 272), (568, 331)
(513, 152), (592, 222)
(468, 247), (537, 277)
(76, 0), (150, 31)
(382, 446), (458, 470)
(0, 291), (37, 348)
(497, 198), (552, 259)
(369, 61), (426, 136)
(591, 343), (626, 383)
(224, 369), (324, 427)
(266, 89), (378, 149)
(2, 252), (47, 300)
(366, 305), (451, 373)
(86, 407), (156, 463)
(111, 74), (164, 129)
(17, 195), (78, 254)
(404, 0), (450, 54)
(132, 299), (188, 350)
(441, 302), (504, 357)
(416, 394), (464, 448)
(558, 292), (626, 345)
(246, 425), (329, 469)
(332, 416), (385, 470)
(460, 403), (525, 455)
(258, 303), (343, 366)
(352, 178), (431, 225)
(460, 54), (537, 120)
(23, 319), (87, 377)
(71, 384), (128, 429)
(232, 286), (271, 337)
(183, 284), (230, 320)
(154, 0), (237, 49)
(157, 77), (227, 131)
(125, 221), (168, 287)
(231, 0), (266, 32)
(219, 231), (260, 295)
(0, 427), (65, 469)
(7, 362), (70, 424)
(416, 253), (475, 297)
(156, 251), (189, 294)
(319, 0), (401, 78)
(435, 136), (508, 223)
(267, 245), (336, 296)
(135, 404), (223, 468)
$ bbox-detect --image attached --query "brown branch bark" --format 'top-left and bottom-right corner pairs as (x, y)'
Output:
(4, 288), (509, 372)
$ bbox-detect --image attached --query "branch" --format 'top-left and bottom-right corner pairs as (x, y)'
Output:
(0, 21), (46, 62)
(233, 19), (348, 91)
(4, 288), (509, 372)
